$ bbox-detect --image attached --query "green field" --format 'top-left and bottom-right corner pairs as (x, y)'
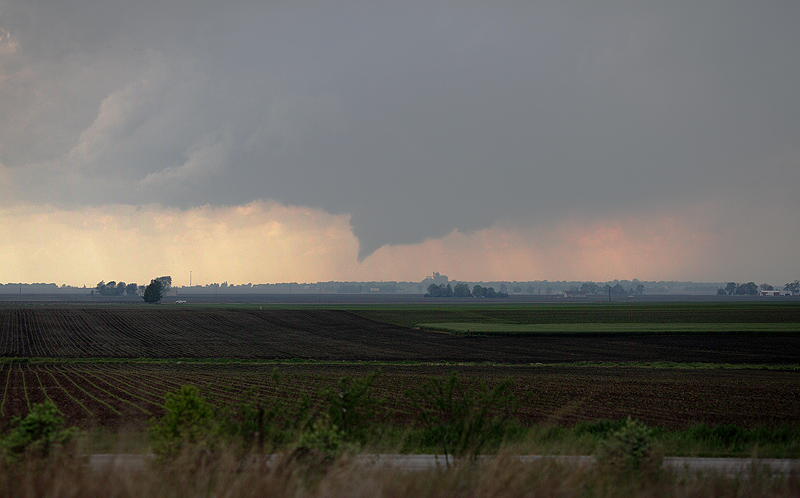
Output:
(417, 322), (800, 335)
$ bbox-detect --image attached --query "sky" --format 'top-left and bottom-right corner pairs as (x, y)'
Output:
(1, 0), (798, 287)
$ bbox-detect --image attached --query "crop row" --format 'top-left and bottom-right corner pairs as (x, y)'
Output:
(2, 307), (799, 364)
(1, 363), (798, 431)
(352, 302), (800, 328)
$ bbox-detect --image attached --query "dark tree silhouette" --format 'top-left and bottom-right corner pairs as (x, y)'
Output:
(143, 279), (164, 303)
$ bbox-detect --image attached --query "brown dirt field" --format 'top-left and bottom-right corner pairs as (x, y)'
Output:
(2, 363), (798, 431)
(0, 307), (798, 364)
(1, 306), (798, 431)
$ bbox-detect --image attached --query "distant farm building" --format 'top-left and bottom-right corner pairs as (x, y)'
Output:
(759, 290), (790, 297)
(421, 272), (449, 287)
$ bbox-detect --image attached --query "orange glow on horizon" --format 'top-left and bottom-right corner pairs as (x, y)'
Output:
(0, 198), (785, 286)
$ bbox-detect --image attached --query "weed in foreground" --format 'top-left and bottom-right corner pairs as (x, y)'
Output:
(148, 385), (219, 459)
(595, 417), (663, 480)
(323, 369), (385, 445)
(405, 371), (516, 465)
(1, 401), (80, 461)
(217, 368), (313, 452)
(1, 447), (799, 498)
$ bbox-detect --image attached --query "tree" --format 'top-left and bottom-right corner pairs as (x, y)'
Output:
(725, 282), (737, 295)
(453, 283), (471, 297)
(95, 279), (131, 296)
(425, 283), (453, 297)
(426, 283), (442, 297)
(785, 281), (799, 295)
(156, 276), (172, 294)
(610, 283), (629, 296)
(95, 280), (115, 296)
(735, 282), (758, 296)
(143, 279), (164, 303)
(125, 282), (139, 296)
(472, 285), (484, 298)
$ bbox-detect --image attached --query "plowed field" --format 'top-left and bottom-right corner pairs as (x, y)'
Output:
(2, 363), (798, 430)
(1, 307), (798, 364)
(1, 305), (799, 431)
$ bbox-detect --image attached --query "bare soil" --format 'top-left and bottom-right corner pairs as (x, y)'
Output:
(0, 307), (798, 364)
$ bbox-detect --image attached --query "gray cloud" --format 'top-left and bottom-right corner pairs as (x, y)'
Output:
(1, 1), (798, 260)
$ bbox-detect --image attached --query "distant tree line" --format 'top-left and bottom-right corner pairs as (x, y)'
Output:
(94, 281), (140, 296)
(717, 280), (799, 296)
(580, 282), (602, 294)
(471, 284), (509, 298)
(568, 282), (644, 296)
(606, 283), (636, 296)
(720, 282), (759, 296)
(424, 283), (508, 298)
(92, 276), (172, 302)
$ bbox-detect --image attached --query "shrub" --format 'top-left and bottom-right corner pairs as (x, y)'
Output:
(149, 385), (218, 458)
(1, 401), (79, 460)
(405, 372), (516, 464)
(218, 369), (313, 450)
(284, 371), (384, 466)
(574, 418), (627, 437)
(595, 417), (662, 476)
(292, 414), (359, 463)
(322, 370), (384, 444)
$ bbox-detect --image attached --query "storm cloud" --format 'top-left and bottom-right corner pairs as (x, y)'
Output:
(1, 1), (798, 275)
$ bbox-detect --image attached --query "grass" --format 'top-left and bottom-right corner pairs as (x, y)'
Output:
(2, 371), (799, 497)
(504, 422), (800, 459)
(418, 322), (800, 335)
(68, 415), (800, 459)
(0, 367), (7, 416)
(1, 442), (799, 498)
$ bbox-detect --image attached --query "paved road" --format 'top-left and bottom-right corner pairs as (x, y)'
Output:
(88, 454), (800, 476)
